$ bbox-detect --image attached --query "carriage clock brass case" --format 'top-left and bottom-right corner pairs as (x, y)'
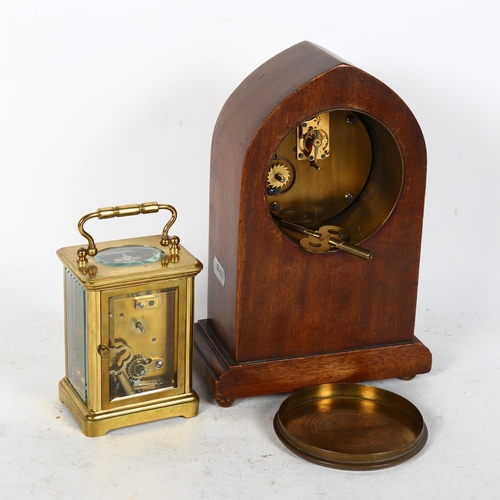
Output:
(194, 42), (432, 406)
(57, 202), (202, 436)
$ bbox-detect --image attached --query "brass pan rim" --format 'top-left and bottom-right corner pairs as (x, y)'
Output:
(273, 383), (428, 470)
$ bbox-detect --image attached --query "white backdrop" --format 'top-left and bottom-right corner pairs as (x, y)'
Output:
(1, 1), (499, 498)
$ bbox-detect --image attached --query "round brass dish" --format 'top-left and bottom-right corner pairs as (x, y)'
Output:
(274, 383), (427, 470)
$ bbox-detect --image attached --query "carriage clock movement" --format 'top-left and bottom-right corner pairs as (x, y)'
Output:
(194, 41), (432, 406)
(57, 202), (202, 436)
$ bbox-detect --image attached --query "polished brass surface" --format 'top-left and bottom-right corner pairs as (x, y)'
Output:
(266, 109), (372, 226)
(59, 377), (199, 437)
(58, 204), (202, 436)
(78, 202), (178, 257)
(274, 383), (427, 470)
(266, 109), (403, 247)
(97, 345), (110, 358)
(58, 234), (202, 288)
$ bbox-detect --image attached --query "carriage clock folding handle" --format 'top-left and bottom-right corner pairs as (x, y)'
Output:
(76, 202), (179, 260)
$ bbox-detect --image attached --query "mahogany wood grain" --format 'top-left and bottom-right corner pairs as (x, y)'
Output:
(194, 320), (431, 403)
(196, 41), (431, 402)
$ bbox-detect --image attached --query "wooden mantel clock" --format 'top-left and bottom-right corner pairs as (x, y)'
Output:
(194, 41), (431, 406)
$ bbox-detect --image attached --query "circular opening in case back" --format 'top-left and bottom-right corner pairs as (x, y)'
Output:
(265, 109), (403, 248)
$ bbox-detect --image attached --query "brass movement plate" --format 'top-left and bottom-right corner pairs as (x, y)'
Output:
(266, 110), (372, 227)
(274, 383), (427, 470)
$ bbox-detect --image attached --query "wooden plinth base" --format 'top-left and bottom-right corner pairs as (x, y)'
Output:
(194, 320), (432, 406)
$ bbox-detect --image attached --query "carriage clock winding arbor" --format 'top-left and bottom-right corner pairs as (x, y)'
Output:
(194, 41), (432, 406)
(57, 202), (202, 436)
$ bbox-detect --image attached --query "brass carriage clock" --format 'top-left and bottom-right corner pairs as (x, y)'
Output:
(194, 41), (432, 406)
(57, 202), (202, 436)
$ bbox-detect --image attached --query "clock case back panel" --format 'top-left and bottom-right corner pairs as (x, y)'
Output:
(194, 41), (431, 403)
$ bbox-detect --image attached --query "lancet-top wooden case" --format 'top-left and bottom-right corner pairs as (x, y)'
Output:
(194, 41), (431, 406)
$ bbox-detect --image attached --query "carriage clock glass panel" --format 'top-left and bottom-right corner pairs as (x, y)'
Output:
(103, 283), (179, 403)
(64, 270), (87, 404)
(94, 245), (164, 267)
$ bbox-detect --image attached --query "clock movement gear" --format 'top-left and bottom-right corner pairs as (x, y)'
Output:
(126, 354), (154, 379)
(296, 113), (330, 163)
(267, 163), (291, 189)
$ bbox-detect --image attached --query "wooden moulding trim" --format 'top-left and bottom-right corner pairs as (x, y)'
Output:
(194, 320), (432, 401)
